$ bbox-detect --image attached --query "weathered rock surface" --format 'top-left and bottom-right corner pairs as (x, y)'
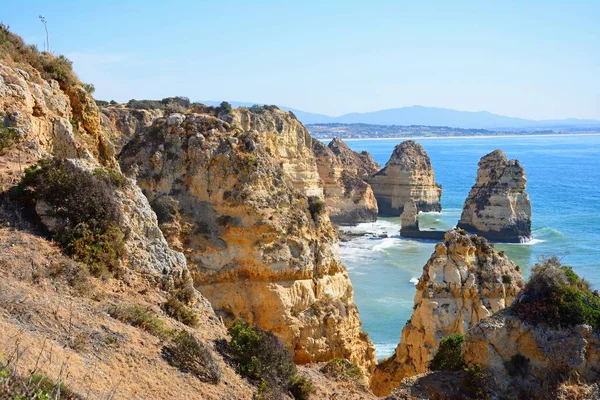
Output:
(100, 106), (164, 153)
(458, 149), (531, 243)
(227, 107), (324, 198)
(367, 140), (441, 216)
(313, 138), (378, 225)
(119, 109), (377, 376)
(465, 311), (600, 398)
(371, 228), (524, 396)
(0, 63), (113, 167)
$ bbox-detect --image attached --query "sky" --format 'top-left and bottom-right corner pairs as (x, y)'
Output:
(2, 0), (599, 119)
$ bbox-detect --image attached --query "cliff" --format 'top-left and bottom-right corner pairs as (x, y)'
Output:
(367, 140), (441, 216)
(100, 105), (164, 153)
(458, 149), (531, 242)
(371, 228), (524, 396)
(463, 258), (600, 398)
(313, 138), (378, 225)
(119, 108), (377, 376)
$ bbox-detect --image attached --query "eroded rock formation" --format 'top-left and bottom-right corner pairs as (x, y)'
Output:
(119, 108), (376, 375)
(458, 149), (531, 242)
(465, 312), (600, 398)
(313, 138), (378, 224)
(100, 106), (164, 153)
(367, 140), (441, 216)
(371, 228), (524, 396)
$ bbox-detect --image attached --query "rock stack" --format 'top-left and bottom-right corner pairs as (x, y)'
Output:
(313, 138), (379, 225)
(367, 140), (442, 216)
(370, 228), (524, 396)
(458, 149), (531, 242)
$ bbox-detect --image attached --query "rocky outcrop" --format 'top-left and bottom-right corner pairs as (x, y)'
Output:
(313, 138), (378, 225)
(0, 63), (114, 168)
(371, 228), (524, 396)
(328, 137), (380, 178)
(399, 200), (445, 240)
(227, 107), (323, 198)
(100, 106), (164, 153)
(465, 312), (600, 398)
(458, 149), (531, 243)
(119, 109), (377, 376)
(367, 140), (441, 216)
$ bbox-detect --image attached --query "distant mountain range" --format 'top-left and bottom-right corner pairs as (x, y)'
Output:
(198, 101), (600, 130)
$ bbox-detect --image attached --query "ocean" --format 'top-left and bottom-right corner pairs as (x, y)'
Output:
(336, 134), (600, 359)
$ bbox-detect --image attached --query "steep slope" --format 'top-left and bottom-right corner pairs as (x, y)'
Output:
(312, 138), (378, 224)
(119, 108), (377, 376)
(458, 149), (531, 242)
(371, 228), (524, 396)
(367, 140), (442, 216)
(100, 105), (164, 153)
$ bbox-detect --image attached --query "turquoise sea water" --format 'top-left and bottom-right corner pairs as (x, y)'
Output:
(337, 134), (600, 359)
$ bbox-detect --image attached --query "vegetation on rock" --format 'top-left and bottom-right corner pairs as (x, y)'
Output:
(162, 331), (221, 384)
(320, 358), (363, 381)
(0, 24), (80, 88)
(107, 303), (172, 340)
(226, 320), (313, 399)
(17, 159), (125, 277)
(429, 334), (466, 371)
(513, 256), (600, 330)
(0, 364), (78, 400)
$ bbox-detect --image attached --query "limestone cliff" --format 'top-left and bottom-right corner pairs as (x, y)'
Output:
(465, 312), (600, 397)
(227, 106), (323, 198)
(371, 228), (524, 396)
(458, 149), (531, 242)
(0, 63), (114, 177)
(119, 109), (377, 375)
(367, 140), (441, 216)
(313, 138), (378, 225)
(101, 105), (164, 153)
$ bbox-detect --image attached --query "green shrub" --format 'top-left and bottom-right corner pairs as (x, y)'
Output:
(18, 159), (125, 277)
(513, 257), (600, 330)
(93, 167), (127, 187)
(162, 331), (220, 383)
(504, 354), (530, 377)
(82, 82), (95, 94)
(0, 24), (80, 88)
(108, 303), (172, 339)
(228, 320), (295, 385)
(0, 122), (21, 151)
(320, 358), (362, 381)
(502, 274), (513, 284)
(95, 100), (109, 107)
(0, 364), (78, 399)
(164, 297), (199, 327)
(227, 319), (313, 398)
(308, 196), (326, 220)
(289, 375), (313, 400)
(429, 334), (465, 371)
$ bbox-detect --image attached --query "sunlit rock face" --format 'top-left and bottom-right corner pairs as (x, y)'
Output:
(313, 138), (378, 225)
(367, 140), (441, 217)
(100, 106), (164, 153)
(370, 228), (524, 396)
(458, 149), (531, 243)
(120, 108), (376, 377)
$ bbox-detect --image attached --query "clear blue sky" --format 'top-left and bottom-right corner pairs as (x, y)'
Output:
(3, 0), (599, 119)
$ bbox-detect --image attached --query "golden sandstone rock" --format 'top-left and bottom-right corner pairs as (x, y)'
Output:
(119, 108), (377, 377)
(371, 228), (524, 396)
(367, 140), (441, 217)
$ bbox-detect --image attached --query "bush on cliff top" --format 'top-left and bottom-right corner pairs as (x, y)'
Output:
(513, 256), (600, 330)
(162, 331), (221, 384)
(226, 319), (312, 400)
(429, 334), (465, 371)
(0, 24), (80, 88)
(17, 159), (126, 277)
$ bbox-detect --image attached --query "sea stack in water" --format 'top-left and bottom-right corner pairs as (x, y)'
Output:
(313, 138), (379, 224)
(367, 140), (441, 216)
(458, 149), (531, 242)
(370, 228), (524, 396)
